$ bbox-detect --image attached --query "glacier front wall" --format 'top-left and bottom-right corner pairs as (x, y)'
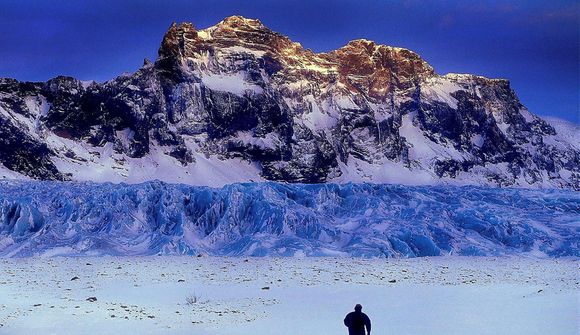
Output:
(0, 181), (578, 257)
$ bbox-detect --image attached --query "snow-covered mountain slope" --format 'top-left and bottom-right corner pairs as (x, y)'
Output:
(0, 181), (578, 257)
(0, 16), (578, 188)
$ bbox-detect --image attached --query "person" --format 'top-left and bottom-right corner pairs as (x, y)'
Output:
(344, 304), (371, 335)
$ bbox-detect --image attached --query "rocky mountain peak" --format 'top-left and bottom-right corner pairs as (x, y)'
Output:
(0, 16), (577, 189)
(344, 38), (377, 51)
(206, 16), (292, 55)
(157, 16), (292, 62)
(338, 40), (433, 73)
(158, 22), (198, 58)
(217, 15), (266, 30)
(326, 40), (434, 99)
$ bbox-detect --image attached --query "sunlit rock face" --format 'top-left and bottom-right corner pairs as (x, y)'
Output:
(0, 16), (578, 188)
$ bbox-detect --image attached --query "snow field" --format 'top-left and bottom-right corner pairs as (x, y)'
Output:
(0, 256), (577, 335)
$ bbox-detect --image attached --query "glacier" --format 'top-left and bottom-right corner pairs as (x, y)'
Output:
(0, 181), (578, 257)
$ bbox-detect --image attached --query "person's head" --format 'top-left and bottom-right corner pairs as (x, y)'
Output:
(354, 304), (362, 312)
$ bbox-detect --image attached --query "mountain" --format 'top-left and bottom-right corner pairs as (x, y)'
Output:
(1, 181), (578, 257)
(0, 16), (578, 188)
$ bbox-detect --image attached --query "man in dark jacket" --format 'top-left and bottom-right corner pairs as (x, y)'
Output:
(344, 304), (371, 335)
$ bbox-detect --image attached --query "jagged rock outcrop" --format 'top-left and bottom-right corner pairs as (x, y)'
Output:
(0, 16), (578, 188)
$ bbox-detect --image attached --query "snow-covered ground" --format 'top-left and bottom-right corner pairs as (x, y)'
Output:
(0, 257), (577, 335)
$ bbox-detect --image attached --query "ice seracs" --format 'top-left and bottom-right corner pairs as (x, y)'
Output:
(0, 181), (578, 257)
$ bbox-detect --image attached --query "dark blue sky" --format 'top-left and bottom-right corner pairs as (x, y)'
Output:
(1, 0), (578, 123)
